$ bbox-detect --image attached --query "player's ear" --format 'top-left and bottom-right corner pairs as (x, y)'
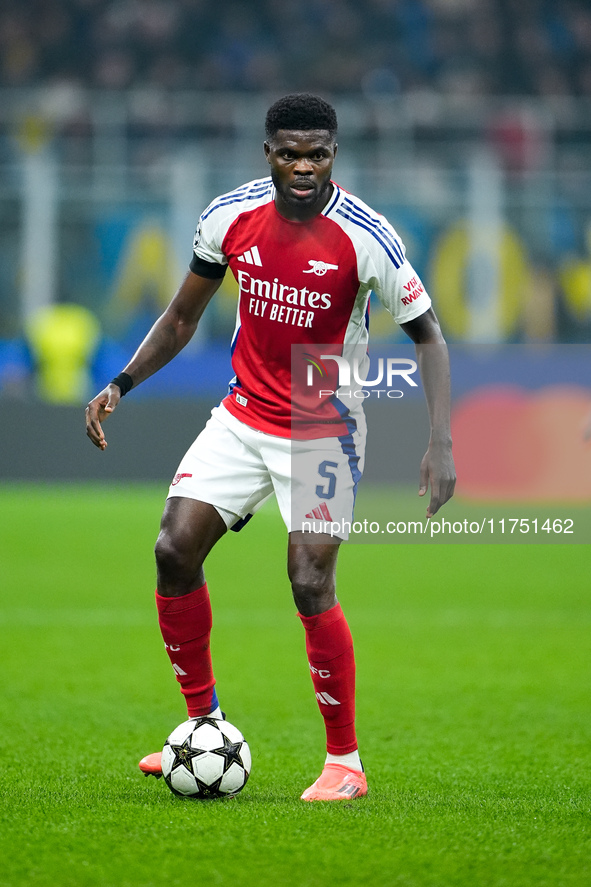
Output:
(333, 142), (338, 159)
(264, 141), (271, 163)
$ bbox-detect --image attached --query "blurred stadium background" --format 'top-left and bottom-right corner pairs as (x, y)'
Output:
(2, 11), (590, 884)
(1, 0), (590, 487)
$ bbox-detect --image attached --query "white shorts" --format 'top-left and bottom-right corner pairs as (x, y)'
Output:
(167, 404), (366, 539)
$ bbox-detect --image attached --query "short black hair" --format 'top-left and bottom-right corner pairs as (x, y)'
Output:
(265, 93), (338, 141)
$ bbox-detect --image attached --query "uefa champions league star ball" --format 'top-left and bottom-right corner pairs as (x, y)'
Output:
(161, 717), (251, 799)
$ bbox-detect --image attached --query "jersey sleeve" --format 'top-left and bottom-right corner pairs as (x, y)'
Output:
(190, 177), (274, 278)
(191, 206), (228, 271)
(372, 255), (432, 325)
(366, 218), (431, 324)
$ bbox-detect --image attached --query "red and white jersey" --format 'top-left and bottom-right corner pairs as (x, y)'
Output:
(192, 177), (430, 438)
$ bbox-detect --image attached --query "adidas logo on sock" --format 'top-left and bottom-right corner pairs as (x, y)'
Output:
(237, 245), (262, 266)
(316, 691), (341, 706)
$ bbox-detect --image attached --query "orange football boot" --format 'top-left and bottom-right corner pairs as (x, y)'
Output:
(139, 752), (163, 778)
(300, 763), (367, 801)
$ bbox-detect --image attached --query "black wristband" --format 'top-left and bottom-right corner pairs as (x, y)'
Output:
(110, 372), (134, 396)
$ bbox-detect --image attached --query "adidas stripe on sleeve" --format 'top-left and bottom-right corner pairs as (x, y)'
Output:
(331, 192), (430, 325)
(192, 179), (274, 269)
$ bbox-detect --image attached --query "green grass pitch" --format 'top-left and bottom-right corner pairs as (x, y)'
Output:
(1, 484), (589, 887)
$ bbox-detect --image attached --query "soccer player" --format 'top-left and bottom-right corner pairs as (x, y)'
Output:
(86, 93), (456, 801)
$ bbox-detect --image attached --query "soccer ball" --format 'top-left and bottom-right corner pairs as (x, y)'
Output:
(161, 717), (251, 799)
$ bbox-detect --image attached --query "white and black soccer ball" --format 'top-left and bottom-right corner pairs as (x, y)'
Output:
(162, 717), (251, 799)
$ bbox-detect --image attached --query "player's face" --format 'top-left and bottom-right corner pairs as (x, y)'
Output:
(264, 130), (337, 221)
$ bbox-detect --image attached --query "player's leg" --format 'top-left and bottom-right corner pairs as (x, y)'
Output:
(288, 535), (367, 801)
(155, 496), (226, 598)
(140, 406), (274, 777)
(154, 496), (227, 718)
(140, 498), (226, 777)
(287, 534), (339, 616)
(154, 406), (273, 719)
(275, 418), (367, 800)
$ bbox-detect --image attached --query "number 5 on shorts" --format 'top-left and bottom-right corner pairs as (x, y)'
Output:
(315, 460), (338, 499)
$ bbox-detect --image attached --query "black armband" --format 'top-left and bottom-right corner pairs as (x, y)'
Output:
(111, 372), (134, 396)
(189, 254), (228, 279)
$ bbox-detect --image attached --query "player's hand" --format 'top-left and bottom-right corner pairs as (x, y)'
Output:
(418, 440), (456, 518)
(85, 384), (121, 450)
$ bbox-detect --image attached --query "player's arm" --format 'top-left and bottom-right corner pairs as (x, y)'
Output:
(400, 307), (456, 517)
(86, 270), (223, 450)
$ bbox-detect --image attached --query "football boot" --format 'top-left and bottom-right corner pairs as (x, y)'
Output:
(300, 763), (367, 801)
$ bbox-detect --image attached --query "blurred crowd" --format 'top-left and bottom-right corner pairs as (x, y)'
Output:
(1, 0), (590, 98)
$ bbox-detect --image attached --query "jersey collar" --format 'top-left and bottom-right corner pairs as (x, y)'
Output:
(321, 181), (343, 218)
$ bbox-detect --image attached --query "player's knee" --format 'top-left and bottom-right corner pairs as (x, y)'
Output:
(289, 559), (336, 615)
(154, 529), (202, 585)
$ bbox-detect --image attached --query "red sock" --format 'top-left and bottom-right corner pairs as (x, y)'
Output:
(155, 583), (219, 718)
(298, 603), (357, 755)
